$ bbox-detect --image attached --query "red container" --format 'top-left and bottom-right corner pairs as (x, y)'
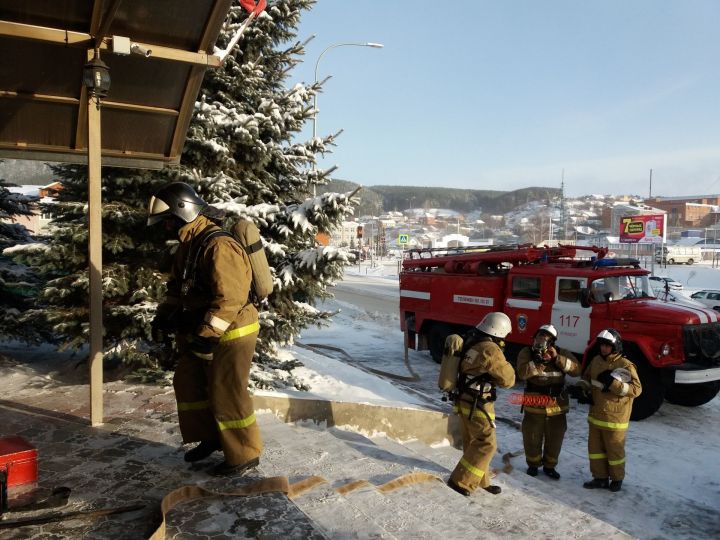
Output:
(0, 436), (38, 487)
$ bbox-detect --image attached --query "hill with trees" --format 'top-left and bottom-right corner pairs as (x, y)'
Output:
(319, 180), (561, 216)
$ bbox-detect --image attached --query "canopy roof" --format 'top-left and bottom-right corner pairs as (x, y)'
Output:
(0, 0), (233, 169)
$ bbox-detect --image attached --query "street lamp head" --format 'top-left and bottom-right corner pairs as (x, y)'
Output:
(365, 42), (384, 48)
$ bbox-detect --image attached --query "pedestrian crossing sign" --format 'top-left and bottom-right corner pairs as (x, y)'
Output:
(398, 234), (409, 245)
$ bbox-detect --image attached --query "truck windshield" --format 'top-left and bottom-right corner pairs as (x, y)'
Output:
(589, 275), (652, 302)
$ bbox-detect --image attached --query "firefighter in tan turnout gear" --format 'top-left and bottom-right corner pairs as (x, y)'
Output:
(448, 312), (516, 496)
(148, 182), (262, 476)
(517, 324), (580, 480)
(581, 329), (642, 492)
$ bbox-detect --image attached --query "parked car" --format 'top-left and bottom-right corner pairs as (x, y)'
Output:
(689, 290), (720, 311)
(654, 290), (708, 309)
(649, 276), (683, 291)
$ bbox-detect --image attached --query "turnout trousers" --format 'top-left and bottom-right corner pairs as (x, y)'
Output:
(173, 329), (262, 465)
(588, 425), (627, 481)
(449, 409), (495, 492)
(522, 413), (567, 468)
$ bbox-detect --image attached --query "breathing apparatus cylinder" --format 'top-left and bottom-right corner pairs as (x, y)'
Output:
(438, 334), (464, 392)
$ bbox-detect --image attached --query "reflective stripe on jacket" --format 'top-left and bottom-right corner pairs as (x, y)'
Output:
(517, 346), (580, 415)
(161, 215), (258, 340)
(456, 339), (515, 421)
(583, 352), (642, 430)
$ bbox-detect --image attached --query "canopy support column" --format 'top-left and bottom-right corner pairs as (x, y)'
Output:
(87, 60), (104, 426)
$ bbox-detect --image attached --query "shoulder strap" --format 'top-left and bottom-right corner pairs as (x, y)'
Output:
(182, 228), (234, 283)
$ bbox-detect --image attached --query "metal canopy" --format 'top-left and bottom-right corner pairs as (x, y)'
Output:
(0, 0), (233, 168)
(0, 0), (241, 426)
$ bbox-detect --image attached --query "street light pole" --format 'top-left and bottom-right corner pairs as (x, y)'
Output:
(311, 41), (383, 197)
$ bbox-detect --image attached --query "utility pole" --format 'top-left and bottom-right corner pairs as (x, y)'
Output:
(560, 169), (566, 241)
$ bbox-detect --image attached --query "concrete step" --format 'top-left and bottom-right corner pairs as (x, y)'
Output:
(256, 414), (550, 539)
(368, 431), (634, 539)
(257, 413), (441, 538)
(181, 412), (633, 540)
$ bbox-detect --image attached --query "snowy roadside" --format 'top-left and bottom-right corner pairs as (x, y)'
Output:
(285, 271), (720, 540)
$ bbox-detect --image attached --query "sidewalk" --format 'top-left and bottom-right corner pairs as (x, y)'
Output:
(0, 347), (633, 539)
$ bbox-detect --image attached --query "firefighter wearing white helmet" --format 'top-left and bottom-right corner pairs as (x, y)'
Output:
(581, 328), (642, 493)
(448, 312), (515, 496)
(516, 323), (580, 480)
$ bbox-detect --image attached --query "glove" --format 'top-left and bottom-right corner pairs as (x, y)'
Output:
(568, 383), (594, 405)
(596, 369), (615, 392)
(150, 307), (181, 343)
(151, 316), (171, 343)
(189, 335), (220, 361)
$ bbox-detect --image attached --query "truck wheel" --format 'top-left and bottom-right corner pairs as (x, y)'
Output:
(629, 355), (665, 421)
(687, 258), (694, 265)
(428, 323), (455, 364)
(665, 380), (720, 407)
(668, 258), (675, 264)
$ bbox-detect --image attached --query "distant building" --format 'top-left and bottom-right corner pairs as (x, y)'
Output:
(329, 220), (362, 247)
(3, 181), (61, 235)
(645, 195), (720, 227)
(605, 201), (666, 235)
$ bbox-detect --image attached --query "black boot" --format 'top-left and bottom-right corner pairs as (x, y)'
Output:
(483, 485), (502, 495)
(583, 478), (609, 489)
(526, 466), (539, 477)
(609, 480), (623, 492)
(447, 480), (470, 496)
(184, 440), (221, 463)
(543, 467), (561, 480)
(209, 457), (260, 477)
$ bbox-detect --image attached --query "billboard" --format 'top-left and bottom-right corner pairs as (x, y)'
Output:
(619, 214), (666, 244)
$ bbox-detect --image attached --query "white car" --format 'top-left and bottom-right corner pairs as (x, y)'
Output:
(689, 290), (720, 311)
(649, 276), (683, 291)
(654, 290), (708, 309)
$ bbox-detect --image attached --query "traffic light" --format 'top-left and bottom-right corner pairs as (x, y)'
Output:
(356, 225), (363, 239)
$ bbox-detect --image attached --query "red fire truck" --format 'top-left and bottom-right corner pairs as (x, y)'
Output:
(399, 244), (720, 420)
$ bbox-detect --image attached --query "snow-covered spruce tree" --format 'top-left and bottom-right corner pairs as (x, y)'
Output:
(9, 1), (357, 388)
(0, 173), (50, 343)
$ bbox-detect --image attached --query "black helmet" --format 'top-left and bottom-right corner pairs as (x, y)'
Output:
(595, 328), (623, 354)
(147, 182), (207, 226)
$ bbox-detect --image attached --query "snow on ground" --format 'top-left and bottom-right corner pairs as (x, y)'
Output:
(254, 348), (426, 408)
(283, 259), (720, 540)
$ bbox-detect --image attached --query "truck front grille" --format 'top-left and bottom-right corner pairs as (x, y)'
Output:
(683, 322), (720, 367)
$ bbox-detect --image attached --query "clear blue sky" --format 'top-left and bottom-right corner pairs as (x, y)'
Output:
(291, 0), (720, 198)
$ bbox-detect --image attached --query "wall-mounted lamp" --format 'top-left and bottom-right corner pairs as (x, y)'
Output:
(83, 49), (111, 100)
(130, 43), (152, 57)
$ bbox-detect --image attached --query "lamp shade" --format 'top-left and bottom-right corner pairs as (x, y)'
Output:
(83, 53), (111, 98)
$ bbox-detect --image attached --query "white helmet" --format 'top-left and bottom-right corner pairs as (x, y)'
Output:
(596, 329), (617, 344)
(476, 312), (512, 339)
(595, 328), (622, 353)
(536, 324), (558, 339)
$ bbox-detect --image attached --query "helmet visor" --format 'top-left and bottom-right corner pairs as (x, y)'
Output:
(147, 196), (171, 226)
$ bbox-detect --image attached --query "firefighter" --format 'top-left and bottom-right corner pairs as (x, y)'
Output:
(582, 329), (642, 492)
(516, 324), (580, 480)
(147, 182), (262, 476)
(448, 312), (516, 496)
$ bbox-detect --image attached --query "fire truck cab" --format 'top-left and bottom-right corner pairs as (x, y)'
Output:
(399, 244), (720, 420)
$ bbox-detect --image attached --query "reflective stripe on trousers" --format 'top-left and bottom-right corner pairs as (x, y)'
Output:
(459, 457), (485, 479)
(217, 412), (257, 431)
(177, 400), (211, 412)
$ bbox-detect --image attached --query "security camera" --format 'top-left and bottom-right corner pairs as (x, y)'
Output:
(130, 43), (152, 57)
